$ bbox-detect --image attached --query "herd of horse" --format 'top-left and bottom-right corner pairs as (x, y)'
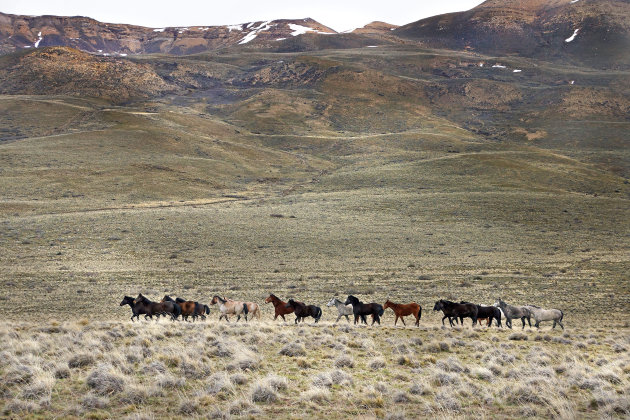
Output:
(119, 294), (564, 329)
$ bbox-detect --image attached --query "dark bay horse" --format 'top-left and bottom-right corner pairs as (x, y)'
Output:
(287, 299), (322, 324)
(433, 300), (478, 327)
(120, 295), (147, 322)
(345, 295), (384, 325)
(134, 294), (181, 321)
(460, 302), (502, 327)
(383, 300), (422, 327)
(265, 294), (295, 321)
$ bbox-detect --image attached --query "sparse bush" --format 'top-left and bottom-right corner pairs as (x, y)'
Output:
(302, 386), (331, 403)
(427, 341), (450, 353)
(251, 382), (277, 403)
(335, 355), (354, 368)
(230, 373), (248, 385)
(369, 357), (386, 370)
(86, 365), (126, 395)
(81, 393), (109, 409)
(435, 390), (461, 411)
(393, 391), (410, 403)
(68, 354), (95, 369)
(279, 342), (306, 357)
(508, 333), (528, 341)
(409, 383), (426, 395)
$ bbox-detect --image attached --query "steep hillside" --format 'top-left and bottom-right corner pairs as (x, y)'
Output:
(0, 13), (336, 55)
(394, 0), (630, 68)
(0, 47), (176, 103)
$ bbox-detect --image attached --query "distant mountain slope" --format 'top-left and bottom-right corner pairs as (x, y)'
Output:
(0, 13), (336, 56)
(394, 0), (630, 68)
(0, 47), (176, 103)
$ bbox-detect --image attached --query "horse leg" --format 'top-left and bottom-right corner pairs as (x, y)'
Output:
(535, 320), (540, 329)
(354, 314), (359, 325)
(336, 314), (342, 323)
(558, 320), (564, 330)
(414, 314), (419, 327)
(521, 317), (526, 329)
(394, 315), (398, 326)
(345, 315), (350, 323)
(400, 316), (406, 326)
(295, 316), (299, 324)
(281, 314), (286, 322)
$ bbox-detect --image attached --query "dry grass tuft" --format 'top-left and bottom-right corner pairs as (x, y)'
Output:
(279, 342), (306, 357)
(86, 364), (126, 395)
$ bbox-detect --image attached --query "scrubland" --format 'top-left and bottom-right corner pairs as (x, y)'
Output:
(1, 318), (629, 419)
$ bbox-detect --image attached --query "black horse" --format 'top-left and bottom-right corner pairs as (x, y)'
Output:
(433, 300), (478, 327)
(459, 301), (502, 327)
(120, 295), (147, 322)
(287, 299), (322, 324)
(134, 294), (181, 321)
(345, 295), (384, 325)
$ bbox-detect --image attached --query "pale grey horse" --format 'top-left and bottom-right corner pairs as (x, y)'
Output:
(494, 299), (531, 329)
(525, 305), (564, 330)
(327, 297), (353, 323)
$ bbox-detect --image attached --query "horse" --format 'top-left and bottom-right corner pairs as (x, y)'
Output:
(287, 299), (322, 324)
(345, 295), (384, 325)
(433, 300), (478, 327)
(244, 302), (261, 321)
(120, 295), (147, 322)
(134, 294), (181, 321)
(162, 295), (195, 321)
(383, 300), (422, 327)
(265, 294), (295, 321)
(525, 305), (564, 330)
(459, 302), (502, 327)
(192, 302), (210, 321)
(210, 295), (248, 322)
(326, 297), (353, 323)
(494, 299), (531, 329)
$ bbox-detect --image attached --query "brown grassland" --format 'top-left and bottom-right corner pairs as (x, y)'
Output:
(0, 42), (629, 418)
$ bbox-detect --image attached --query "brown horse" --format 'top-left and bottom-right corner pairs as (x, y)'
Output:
(134, 294), (181, 320)
(383, 300), (422, 327)
(287, 299), (322, 324)
(162, 295), (196, 321)
(265, 294), (295, 321)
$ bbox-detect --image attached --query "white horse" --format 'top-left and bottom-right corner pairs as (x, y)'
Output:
(525, 305), (564, 330)
(327, 297), (353, 323)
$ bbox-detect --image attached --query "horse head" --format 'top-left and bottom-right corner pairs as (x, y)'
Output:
(161, 295), (173, 303)
(433, 300), (444, 311)
(326, 297), (336, 307)
(345, 295), (359, 306)
(383, 299), (392, 309)
(120, 296), (134, 306)
(265, 294), (276, 304)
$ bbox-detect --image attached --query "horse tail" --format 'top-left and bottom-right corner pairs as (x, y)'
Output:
(417, 305), (422, 320)
(204, 305), (210, 315)
(378, 306), (384, 317)
(243, 303), (249, 315)
(559, 310), (564, 322)
(315, 306), (322, 321)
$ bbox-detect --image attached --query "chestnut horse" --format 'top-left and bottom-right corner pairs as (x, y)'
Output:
(265, 294), (294, 321)
(383, 300), (422, 327)
(162, 295), (195, 321)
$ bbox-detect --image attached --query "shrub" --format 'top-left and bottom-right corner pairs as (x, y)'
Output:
(68, 354), (95, 369)
(86, 365), (126, 395)
(279, 342), (306, 357)
(335, 355), (354, 368)
(251, 382), (277, 403)
(369, 358), (386, 370)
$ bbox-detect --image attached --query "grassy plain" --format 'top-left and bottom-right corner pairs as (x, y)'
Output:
(0, 44), (629, 418)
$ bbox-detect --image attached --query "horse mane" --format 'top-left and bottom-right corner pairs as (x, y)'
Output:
(213, 295), (226, 303)
(175, 297), (186, 303)
(528, 304), (540, 308)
